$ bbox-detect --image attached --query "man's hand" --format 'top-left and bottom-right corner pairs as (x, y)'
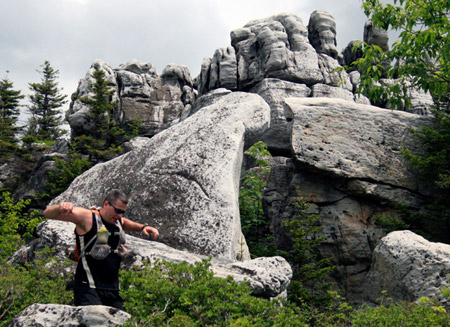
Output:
(60, 202), (74, 215)
(142, 226), (159, 240)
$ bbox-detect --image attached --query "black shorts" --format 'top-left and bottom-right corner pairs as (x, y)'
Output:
(74, 284), (124, 311)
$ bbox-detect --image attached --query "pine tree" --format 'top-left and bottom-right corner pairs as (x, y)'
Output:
(0, 75), (24, 159)
(25, 61), (67, 143)
(81, 67), (117, 142)
(73, 67), (127, 162)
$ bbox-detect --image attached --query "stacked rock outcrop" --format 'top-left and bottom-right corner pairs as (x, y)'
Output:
(67, 59), (196, 139)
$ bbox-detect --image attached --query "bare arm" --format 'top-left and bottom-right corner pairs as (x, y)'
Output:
(122, 217), (159, 240)
(43, 202), (92, 234)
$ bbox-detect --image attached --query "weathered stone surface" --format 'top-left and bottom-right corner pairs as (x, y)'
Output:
(230, 13), (323, 89)
(197, 57), (212, 96)
(308, 10), (339, 59)
(122, 136), (151, 153)
(6, 303), (130, 327)
(249, 78), (311, 153)
(263, 98), (435, 302)
(317, 54), (352, 90)
(363, 231), (450, 304)
(67, 59), (195, 139)
(408, 86), (434, 115)
(213, 256), (292, 298)
(116, 61), (194, 136)
(50, 92), (270, 261)
(380, 78), (434, 115)
(263, 157), (386, 303)
(286, 97), (433, 189)
(190, 88), (232, 116)
(311, 83), (354, 101)
(340, 40), (363, 67)
(207, 46), (238, 93)
(364, 21), (389, 51)
(199, 12), (361, 102)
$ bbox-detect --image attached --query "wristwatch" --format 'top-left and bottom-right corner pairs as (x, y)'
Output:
(141, 223), (148, 231)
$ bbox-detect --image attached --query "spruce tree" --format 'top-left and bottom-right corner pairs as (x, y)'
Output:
(25, 61), (67, 143)
(0, 75), (24, 159)
(73, 67), (127, 162)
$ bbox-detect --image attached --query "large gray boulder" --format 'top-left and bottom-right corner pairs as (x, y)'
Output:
(363, 230), (450, 304)
(264, 97), (435, 302)
(287, 97), (432, 189)
(6, 304), (130, 327)
(50, 92), (270, 261)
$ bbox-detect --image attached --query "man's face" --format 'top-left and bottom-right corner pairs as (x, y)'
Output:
(104, 200), (127, 224)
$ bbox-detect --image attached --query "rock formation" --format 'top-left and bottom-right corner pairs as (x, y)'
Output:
(264, 98), (434, 302)
(364, 21), (389, 51)
(308, 10), (339, 59)
(249, 78), (310, 154)
(6, 304), (130, 327)
(66, 59), (196, 139)
(363, 231), (450, 304)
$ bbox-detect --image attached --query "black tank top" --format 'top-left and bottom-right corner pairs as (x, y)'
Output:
(74, 211), (123, 290)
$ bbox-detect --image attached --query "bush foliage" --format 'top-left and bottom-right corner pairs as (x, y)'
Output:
(0, 192), (72, 325)
(120, 259), (309, 327)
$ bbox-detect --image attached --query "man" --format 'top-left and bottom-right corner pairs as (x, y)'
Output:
(43, 189), (159, 311)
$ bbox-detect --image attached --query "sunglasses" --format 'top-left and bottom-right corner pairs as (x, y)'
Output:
(109, 203), (126, 215)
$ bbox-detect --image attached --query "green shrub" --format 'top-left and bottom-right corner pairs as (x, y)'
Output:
(352, 299), (450, 327)
(280, 187), (335, 309)
(0, 250), (72, 326)
(0, 192), (42, 260)
(239, 141), (276, 258)
(120, 259), (308, 326)
(39, 153), (93, 201)
(371, 213), (408, 234)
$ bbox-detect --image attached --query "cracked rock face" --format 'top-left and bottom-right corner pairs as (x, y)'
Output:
(287, 98), (432, 188)
(263, 98), (435, 303)
(51, 92), (270, 261)
(364, 21), (389, 51)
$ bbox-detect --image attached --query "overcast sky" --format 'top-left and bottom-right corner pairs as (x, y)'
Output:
(0, 0), (373, 118)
